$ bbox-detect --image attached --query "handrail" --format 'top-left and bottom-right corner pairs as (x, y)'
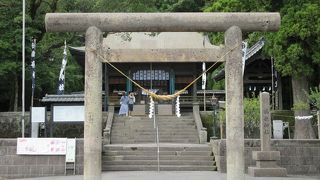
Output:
(151, 102), (160, 172)
(193, 102), (207, 144)
(103, 103), (115, 144)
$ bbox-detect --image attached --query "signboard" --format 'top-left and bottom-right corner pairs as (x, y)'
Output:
(66, 139), (76, 162)
(53, 105), (84, 122)
(273, 120), (283, 139)
(31, 107), (46, 123)
(133, 70), (169, 80)
(17, 138), (67, 155)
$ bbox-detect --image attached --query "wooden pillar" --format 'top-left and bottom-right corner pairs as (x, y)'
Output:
(84, 26), (103, 180)
(225, 26), (244, 180)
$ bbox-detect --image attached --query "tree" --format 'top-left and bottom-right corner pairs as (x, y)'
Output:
(0, 0), (86, 111)
(205, 0), (320, 138)
(0, 0), (27, 111)
(265, 1), (320, 116)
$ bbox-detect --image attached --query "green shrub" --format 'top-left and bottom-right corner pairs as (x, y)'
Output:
(244, 97), (260, 138)
(202, 97), (261, 139)
(292, 101), (309, 111)
(308, 85), (320, 110)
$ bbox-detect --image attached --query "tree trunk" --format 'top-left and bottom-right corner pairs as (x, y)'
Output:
(14, 75), (18, 112)
(292, 76), (316, 139)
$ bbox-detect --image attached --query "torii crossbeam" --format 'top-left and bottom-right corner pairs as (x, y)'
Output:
(45, 12), (280, 180)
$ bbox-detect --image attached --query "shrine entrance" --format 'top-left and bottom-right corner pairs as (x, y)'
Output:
(45, 12), (280, 180)
(132, 69), (170, 104)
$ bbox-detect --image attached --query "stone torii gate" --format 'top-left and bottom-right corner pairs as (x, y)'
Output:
(45, 13), (280, 180)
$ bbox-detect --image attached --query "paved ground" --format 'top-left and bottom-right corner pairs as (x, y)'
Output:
(14, 171), (320, 180)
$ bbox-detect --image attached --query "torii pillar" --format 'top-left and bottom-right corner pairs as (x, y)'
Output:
(45, 13), (280, 180)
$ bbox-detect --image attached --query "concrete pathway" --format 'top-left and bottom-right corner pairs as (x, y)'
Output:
(14, 171), (319, 180)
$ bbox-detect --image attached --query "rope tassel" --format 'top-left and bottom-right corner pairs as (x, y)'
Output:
(149, 96), (155, 119)
(176, 95), (181, 118)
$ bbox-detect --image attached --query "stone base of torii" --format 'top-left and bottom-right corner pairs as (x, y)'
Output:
(248, 92), (287, 177)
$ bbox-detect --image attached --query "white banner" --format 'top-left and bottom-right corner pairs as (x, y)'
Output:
(202, 62), (206, 90)
(17, 138), (67, 155)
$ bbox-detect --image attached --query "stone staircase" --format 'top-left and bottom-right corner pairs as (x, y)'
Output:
(110, 115), (199, 144)
(102, 144), (216, 171)
(103, 115), (216, 171)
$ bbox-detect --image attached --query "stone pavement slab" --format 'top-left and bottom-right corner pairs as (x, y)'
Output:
(13, 171), (319, 180)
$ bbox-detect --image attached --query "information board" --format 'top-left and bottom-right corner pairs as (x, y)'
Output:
(17, 138), (67, 155)
(31, 107), (46, 123)
(66, 139), (76, 162)
(53, 105), (84, 122)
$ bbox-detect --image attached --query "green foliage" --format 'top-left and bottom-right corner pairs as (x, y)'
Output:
(157, 0), (204, 12)
(1, 0), (320, 111)
(0, 0), (87, 111)
(292, 101), (309, 111)
(308, 86), (320, 110)
(244, 97), (260, 137)
(215, 97), (260, 138)
(271, 110), (294, 126)
(94, 0), (158, 12)
(204, 0), (320, 82)
(200, 112), (214, 141)
(204, 0), (270, 44)
(266, 1), (320, 78)
(207, 65), (225, 90)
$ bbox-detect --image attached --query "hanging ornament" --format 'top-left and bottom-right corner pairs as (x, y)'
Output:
(149, 96), (154, 119)
(176, 95), (181, 118)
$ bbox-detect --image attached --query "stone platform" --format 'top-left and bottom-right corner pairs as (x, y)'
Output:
(248, 150), (287, 177)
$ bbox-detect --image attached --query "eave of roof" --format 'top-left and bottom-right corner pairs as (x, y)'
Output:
(41, 94), (84, 103)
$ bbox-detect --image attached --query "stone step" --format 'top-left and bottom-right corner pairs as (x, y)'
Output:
(111, 132), (198, 135)
(103, 151), (212, 156)
(111, 115), (199, 144)
(104, 144), (211, 151)
(112, 120), (195, 125)
(110, 138), (199, 142)
(103, 160), (215, 166)
(110, 140), (199, 144)
(110, 137), (198, 141)
(113, 118), (195, 121)
(111, 127), (197, 130)
(110, 134), (198, 138)
(110, 138), (199, 141)
(114, 116), (194, 119)
(114, 117), (194, 119)
(112, 124), (196, 127)
(111, 128), (197, 132)
(102, 155), (214, 161)
(102, 165), (217, 171)
(112, 122), (195, 127)
(111, 132), (197, 136)
(113, 120), (194, 123)
(110, 134), (198, 137)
